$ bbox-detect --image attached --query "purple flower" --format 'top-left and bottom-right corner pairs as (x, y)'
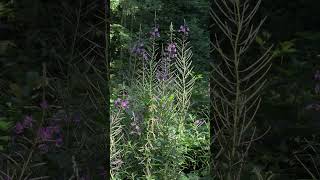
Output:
(14, 122), (24, 134)
(38, 144), (49, 153)
(55, 137), (63, 147)
(156, 70), (168, 81)
(22, 115), (33, 128)
(37, 125), (64, 149)
(150, 26), (160, 38)
(142, 51), (149, 60)
(2, 174), (12, 180)
(131, 43), (144, 55)
(38, 127), (53, 141)
(115, 98), (129, 109)
(40, 100), (48, 109)
(178, 24), (190, 35)
(166, 43), (177, 58)
(131, 42), (149, 60)
(121, 99), (129, 109)
(114, 98), (122, 107)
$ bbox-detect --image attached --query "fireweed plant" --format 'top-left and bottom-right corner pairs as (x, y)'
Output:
(1, 2), (108, 179)
(0, 64), (56, 179)
(110, 22), (210, 179)
(0, 64), (99, 180)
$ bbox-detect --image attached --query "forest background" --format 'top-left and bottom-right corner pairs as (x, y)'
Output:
(0, 0), (320, 179)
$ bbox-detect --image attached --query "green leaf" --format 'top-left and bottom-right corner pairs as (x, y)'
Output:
(0, 119), (12, 131)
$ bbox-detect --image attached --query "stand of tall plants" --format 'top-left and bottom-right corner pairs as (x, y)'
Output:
(110, 21), (210, 179)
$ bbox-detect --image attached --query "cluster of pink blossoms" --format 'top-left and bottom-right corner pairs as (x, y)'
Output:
(14, 115), (33, 134)
(114, 98), (129, 109)
(14, 100), (63, 153)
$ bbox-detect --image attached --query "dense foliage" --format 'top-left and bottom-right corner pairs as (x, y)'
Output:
(0, 0), (108, 179)
(0, 0), (320, 179)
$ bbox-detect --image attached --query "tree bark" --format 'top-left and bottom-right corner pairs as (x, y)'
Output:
(105, 0), (111, 179)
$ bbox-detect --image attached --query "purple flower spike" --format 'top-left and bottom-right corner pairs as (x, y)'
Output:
(142, 51), (149, 60)
(22, 115), (33, 128)
(38, 127), (53, 141)
(150, 26), (160, 38)
(40, 100), (48, 109)
(131, 42), (149, 60)
(114, 98), (122, 107)
(115, 97), (130, 109)
(167, 43), (177, 58)
(2, 175), (12, 180)
(14, 122), (24, 134)
(178, 24), (190, 35)
(121, 99), (129, 109)
(131, 43), (143, 55)
(156, 70), (168, 81)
